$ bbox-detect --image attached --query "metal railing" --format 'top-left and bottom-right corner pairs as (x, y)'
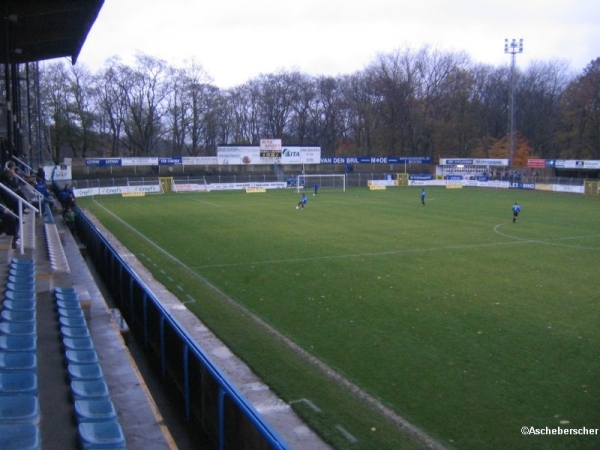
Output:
(75, 208), (290, 450)
(0, 184), (39, 254)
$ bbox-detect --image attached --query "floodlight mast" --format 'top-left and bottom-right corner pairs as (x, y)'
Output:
(504, 38), (523, 168)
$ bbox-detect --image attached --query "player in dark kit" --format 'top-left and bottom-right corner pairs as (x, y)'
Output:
(512, 202), (521, 223)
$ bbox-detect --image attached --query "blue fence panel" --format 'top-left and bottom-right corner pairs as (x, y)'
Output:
(75, 208), (290, 450)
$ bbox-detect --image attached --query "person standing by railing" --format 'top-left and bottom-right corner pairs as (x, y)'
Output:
(0, 169), (24, 214)
(63, 206), (76, 234)
(36, 165), (46, 182)
(59, 183), (75, 209)
(0, 197), (18, 248)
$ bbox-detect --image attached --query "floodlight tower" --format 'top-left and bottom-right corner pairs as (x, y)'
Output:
(504, 38), (523, 167)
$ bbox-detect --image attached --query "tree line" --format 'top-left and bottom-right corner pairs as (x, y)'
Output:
(36, 46), (600, 165)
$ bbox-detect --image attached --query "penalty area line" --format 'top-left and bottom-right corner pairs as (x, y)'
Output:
(493, 223), (600, 249)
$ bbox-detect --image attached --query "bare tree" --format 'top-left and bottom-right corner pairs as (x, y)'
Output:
(66, 64), (98, 158)
(121, 53), (170, 156)
(516, 60), (571, 159)
(256, 71), (301, 140)
(95, 57), (129, 157)
(559, 58), (600, 159)
(226, 84), (258, 144)
(39, 62), (76, 162)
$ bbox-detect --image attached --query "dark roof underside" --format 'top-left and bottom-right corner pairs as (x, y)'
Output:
(0, 0), (104, 65)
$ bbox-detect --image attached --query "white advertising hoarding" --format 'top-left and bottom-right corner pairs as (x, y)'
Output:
(218, 146), (321, 165)
(217, 147), (261, 165)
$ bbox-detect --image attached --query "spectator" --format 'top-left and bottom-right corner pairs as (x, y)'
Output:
(35, 178), (55, 211)
(63, 206), (76, 234)
(0, 198), (18, 248)
(59, 183), (75, 209)
(0, 169), (25, 213)
(36, 165), (46, 182)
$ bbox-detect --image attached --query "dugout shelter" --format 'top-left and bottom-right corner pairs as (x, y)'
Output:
(0, 0), (104, 167)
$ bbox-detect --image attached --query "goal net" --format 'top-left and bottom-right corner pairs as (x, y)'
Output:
(296, 174), (346, 193)
(172, 177), (209, 193)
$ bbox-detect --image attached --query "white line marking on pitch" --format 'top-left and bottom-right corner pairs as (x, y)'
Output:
(194, 240), (524, 269)
(290, 398), (321, 413)
(336, 425), (358, 444)
(493, 223), (600, 249)
(183, 196), (222, 207)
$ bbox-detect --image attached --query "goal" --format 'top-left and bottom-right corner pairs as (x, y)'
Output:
(171, 177), (209, 193)
(296, 174), (346, 193)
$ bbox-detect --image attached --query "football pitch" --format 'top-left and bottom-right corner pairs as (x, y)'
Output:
(78, 186), (600, 449)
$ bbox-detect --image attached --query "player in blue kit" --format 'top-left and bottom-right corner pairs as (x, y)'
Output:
(512, 202), (521, 223)
(297, 194), (307, 209)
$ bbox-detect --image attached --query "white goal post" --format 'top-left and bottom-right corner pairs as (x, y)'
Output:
(171, 177), (209, 193)
(296, 174), (346, 193)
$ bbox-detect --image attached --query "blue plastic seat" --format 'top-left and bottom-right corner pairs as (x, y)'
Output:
(0, 422), (40, 449)
(59, 316), (87, 328)
(0, 395), (40, 423)
(6, 282), (36, 293)
(56, 299), (82, 310)
(70, 380), (111, 401)
(65, 350), (98, 365)
(1, 310), (36, 323)
(60, 326), (90, 339)
(0, 336), (36, 353)
(58, 308), (85, 319)
(78, 421), (125, 449)
(8, 267), (35, 276)
(4, 290), (36, 301)
(63, 337), (95, 351)
(7, 274), (35, 284)
(2, 300), (35, 312)
(74, 399), (116, 423)
(8, 266), (35, 275)
(10, 258), (35, 266)
(0, 322), (37, 337)
(55, 292), (79, 301)
(0, 352), (37, 372)
(68, 364), (104, 382)
(55, 286), (77, 295)
(0, 372), (38, 395)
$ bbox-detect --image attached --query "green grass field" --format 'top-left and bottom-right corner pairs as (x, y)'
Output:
(77, 186), (600, 449)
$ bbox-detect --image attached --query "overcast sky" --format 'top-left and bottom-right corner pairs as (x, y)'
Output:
(75, 0), (600, 88)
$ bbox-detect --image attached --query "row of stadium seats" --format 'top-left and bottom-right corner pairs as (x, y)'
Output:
(44, 205), (70, 274)
(0, 258), (41, 450)
(55, 286), (127, 449)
